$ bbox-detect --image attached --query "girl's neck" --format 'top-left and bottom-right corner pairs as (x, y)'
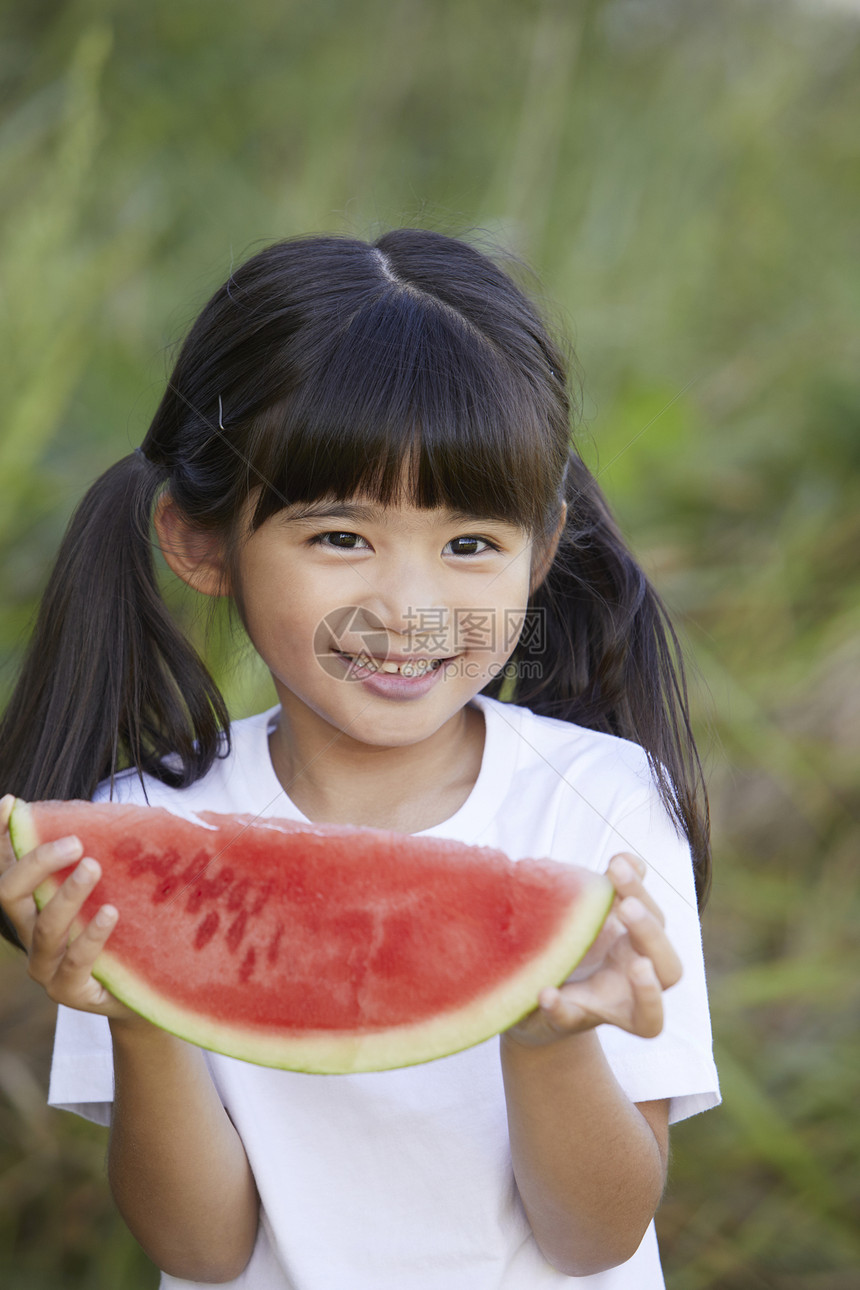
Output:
(267, 701), (485, 835)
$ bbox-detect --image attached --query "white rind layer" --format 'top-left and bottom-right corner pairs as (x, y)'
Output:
(10, 799), (614, 1074)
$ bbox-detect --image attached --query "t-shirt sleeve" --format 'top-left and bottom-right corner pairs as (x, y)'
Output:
(48, 1005), (115, 1126)
(589, 783), (720, 1125)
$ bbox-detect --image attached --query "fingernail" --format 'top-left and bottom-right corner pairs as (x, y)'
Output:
(612, 856), (633, 883)
(56, 837), (82, 860)
(95, 905), (117, 927)
(72, 858), (97, 883)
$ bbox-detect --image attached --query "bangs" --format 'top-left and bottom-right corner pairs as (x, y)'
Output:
(245, 287), (567, 535)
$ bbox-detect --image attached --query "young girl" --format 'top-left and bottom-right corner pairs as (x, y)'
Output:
(0, 230), (718, 1289)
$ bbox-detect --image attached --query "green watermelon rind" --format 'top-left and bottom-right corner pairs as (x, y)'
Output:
(9, 800), (65, 915)
(95, 873), (613, 1073)
(10, 799), (614, 1074)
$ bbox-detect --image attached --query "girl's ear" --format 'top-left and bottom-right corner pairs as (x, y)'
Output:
(529, 502), (567, 594)
(153, 493), (229, 597)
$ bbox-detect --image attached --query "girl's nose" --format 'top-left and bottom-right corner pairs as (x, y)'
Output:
(364, 562), (449, 645)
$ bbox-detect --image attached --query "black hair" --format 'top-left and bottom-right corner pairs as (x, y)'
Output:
(0, 230), (710, 952)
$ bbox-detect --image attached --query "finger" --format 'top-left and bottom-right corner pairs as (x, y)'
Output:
(0, 836), (84, 947)
(608, 855), (664, 924)
(611, 851), (646, 879)
(46, 904), (119, 1007)
(0, 835), (84, 900)
(29, 857), (103, 979)
(617, 897), (683, 990)
(537, 985), (597, 1036)
(628, 957), (665, 1038)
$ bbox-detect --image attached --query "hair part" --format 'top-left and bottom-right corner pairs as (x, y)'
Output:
(148, 231), (571, 551)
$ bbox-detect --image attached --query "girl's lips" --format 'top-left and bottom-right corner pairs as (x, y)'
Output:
(331, 650), (460, 698)
(334, 650), (448, 677)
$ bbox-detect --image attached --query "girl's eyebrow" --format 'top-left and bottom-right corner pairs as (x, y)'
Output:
(285, 501), (379, 524)
(284, 501), (518, 528)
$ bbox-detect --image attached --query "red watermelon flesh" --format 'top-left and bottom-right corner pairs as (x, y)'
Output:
(10, 799), (613, 1073)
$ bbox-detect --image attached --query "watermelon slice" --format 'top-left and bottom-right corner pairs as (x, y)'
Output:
(10, 799), (613, 1073)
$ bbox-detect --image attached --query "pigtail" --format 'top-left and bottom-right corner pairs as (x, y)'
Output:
(503, 453), (711, 907)
(0, 452), (228, 947)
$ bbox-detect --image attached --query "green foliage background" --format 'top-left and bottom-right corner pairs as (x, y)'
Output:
(1, 1), (858, 1286)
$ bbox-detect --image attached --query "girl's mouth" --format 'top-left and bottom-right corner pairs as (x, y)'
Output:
(333, 650), (450, 678)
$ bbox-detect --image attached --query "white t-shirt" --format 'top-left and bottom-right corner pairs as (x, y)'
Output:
(49, 695), (720, 1290)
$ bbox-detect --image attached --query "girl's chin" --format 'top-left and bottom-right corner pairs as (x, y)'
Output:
(272, 653), (497, 743)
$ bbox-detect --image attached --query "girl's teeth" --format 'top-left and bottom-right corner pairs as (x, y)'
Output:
(346, 653), (442, 676)
(376, 658), (440, 676)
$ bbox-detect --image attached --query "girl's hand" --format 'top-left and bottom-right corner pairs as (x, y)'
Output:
(505, 853), (682, 1048)
(0, 794), (136, 1020)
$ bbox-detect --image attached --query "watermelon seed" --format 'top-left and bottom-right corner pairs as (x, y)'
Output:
(239, 947), (256, 983)
(226, 910), (248, 953)
(266, 925), (284, 964)
(194, 911), (220, 949)
(186, 888), (206, 914)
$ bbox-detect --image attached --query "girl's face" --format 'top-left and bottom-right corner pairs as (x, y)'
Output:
(232, 494), (537, 752)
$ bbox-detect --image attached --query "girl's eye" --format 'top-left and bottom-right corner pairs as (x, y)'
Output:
(309, 532), (498, 554)
(311, 532), (369, 550)
(445, 536), (496, 556)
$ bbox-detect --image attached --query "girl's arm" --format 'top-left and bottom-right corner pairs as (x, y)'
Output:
(107, 1017), (259, 1283)
(500, 853), (682, 1277)
(0, 798), (259, 1283)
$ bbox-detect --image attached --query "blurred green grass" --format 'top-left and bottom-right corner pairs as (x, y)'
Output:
(1, 1), (858, 1286)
